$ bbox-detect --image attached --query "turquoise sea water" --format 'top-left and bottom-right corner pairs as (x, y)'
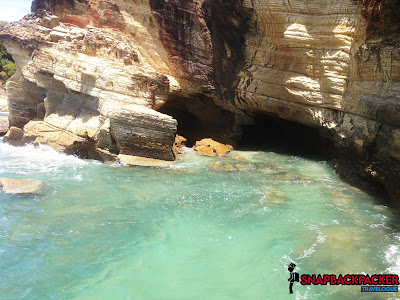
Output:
(0, 138), (399, 299)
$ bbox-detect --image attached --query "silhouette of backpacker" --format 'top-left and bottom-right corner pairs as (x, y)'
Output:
(288, 263), (299, 294)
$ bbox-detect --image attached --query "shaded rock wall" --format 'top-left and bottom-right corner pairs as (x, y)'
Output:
(227, 0), (400, 203)
(1, 0), (399, 201)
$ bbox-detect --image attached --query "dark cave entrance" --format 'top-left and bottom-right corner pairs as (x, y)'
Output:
(238, 114), (334, 159)
(158, 96), (238, 147)
(159, 97), (334, 159)
(240, 113), (391, 203)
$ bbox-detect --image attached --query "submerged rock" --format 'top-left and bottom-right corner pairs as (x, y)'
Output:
(0, 177), (43, 194)
(193, 139), (233, 157)
(163, 168), (198, 174)
(261, 188), (286, 204)
(232, 155), (246, 161)
(234, 163), (256, 172)
(258, 167), (277, 175)
(207, 161), (237, 172)
(268, 172), (315, 184)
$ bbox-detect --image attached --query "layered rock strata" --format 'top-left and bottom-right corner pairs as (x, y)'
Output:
(1, 11), (178, 161)
(0, 0), (399, 202)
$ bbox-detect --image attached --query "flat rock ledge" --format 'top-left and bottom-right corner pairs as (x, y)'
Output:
(118, 154), (174, 167)
(0, 177), (43, 194)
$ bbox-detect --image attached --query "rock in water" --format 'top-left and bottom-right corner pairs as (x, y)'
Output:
(267, 188), (286, 204)
(173, 135), (187, 158)
(118, 154), (173, 167)
(207, 161), (237, 172)
(234, 163), (256, 172)
(193, 139), (233, 157)
(0, 178), (43, 194)
(3, 126), (23, 144)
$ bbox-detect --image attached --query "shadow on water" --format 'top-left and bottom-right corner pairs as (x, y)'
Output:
(238, 114), (334, 161)
(237, 113), (395, 210)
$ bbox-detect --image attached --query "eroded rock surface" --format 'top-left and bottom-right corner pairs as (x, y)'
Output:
(0, 0), (399, 201)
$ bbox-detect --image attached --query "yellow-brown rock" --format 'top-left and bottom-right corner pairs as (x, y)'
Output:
(4, 126), (23, 142)
(0, 178), (43, 194)
(173, 135), (187, 158)
(207, 161), (237, 172)
(193, 138), (233, 157)
(117, 154), (173, 167)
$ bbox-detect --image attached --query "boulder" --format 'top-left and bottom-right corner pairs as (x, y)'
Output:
(3, 126), (23, 142)
(173, 135), (187, 157)
(42, 15), (60, 29)
(0, 178), (43, 194)
(109, 104), (177, 161)
(193, 138), (233, 157)
(50, 26), (70, 42)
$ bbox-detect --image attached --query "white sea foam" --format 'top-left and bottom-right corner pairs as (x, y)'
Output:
(298, 226), (326, 259)
(0, 139), (98, 178)
(385, 244), (400, 275)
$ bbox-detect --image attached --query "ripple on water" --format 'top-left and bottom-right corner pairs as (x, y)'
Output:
(0, 142), (399, 299)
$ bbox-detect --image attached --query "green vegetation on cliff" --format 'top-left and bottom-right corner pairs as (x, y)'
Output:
(0, 21), (16, 84)
(0, 42), (16, 84)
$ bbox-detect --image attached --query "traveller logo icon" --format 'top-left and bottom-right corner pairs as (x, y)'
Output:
(287, 262), (299, 294)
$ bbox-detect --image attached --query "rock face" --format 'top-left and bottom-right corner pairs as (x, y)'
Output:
(0, 1), (399, 202)
(0, 10), (177, 161)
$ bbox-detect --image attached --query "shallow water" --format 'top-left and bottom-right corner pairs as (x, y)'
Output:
(0, 138), (399, 299)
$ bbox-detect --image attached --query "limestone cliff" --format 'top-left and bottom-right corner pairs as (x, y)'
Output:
(0, 0), (399, 202)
